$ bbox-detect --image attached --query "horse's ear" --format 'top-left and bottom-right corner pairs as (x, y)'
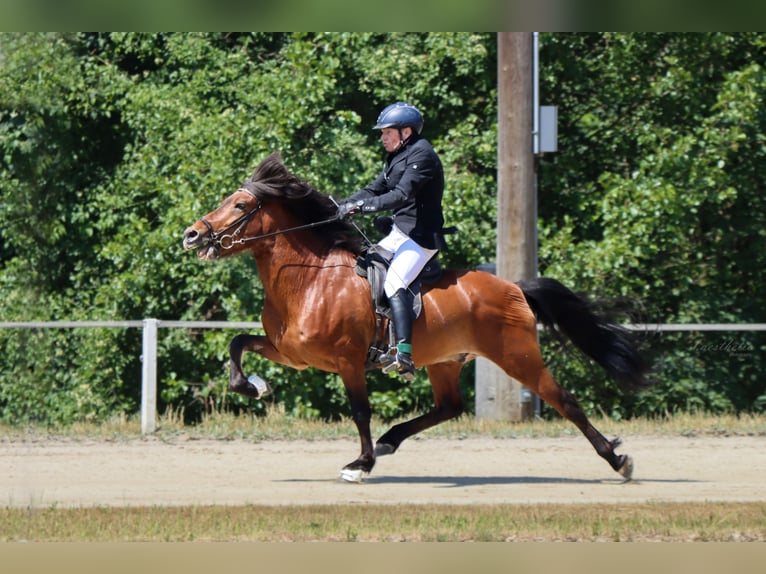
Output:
(252, 152), (287, 182)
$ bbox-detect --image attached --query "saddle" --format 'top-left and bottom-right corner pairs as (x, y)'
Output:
(355, 217), (447, 370)
(355, 245), (443, 319)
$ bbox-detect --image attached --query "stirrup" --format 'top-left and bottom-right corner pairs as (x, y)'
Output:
(380, 350), (415, 380)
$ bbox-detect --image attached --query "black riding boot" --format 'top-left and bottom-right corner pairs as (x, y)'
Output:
(382, 288), (415, 380)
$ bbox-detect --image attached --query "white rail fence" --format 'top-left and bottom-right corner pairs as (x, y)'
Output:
(0, 319), (262, 434)
(1, 320), (764, 434)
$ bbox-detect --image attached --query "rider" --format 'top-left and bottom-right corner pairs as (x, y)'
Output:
(338, 102), (447, 379)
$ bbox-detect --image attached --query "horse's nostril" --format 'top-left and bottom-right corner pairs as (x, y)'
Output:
(183, 228), (200, 247)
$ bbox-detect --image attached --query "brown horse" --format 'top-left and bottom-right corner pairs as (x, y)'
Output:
(182, 153), (651, 482)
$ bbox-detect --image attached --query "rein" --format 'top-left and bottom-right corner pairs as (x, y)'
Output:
(201, 188), (342, 250)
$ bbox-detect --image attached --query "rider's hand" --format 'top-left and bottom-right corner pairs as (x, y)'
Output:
(338, 200), (363, 220)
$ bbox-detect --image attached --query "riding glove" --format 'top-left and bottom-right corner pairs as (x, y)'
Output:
(337, 200), (364, 219)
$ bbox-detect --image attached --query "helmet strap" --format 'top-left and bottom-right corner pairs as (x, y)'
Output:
(394, 127), (412, 152)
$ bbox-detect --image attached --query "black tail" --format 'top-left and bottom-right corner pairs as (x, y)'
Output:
(518, 277), (652, 392)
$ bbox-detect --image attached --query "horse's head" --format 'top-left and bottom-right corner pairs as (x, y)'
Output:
(183, 187), (263, 261)
(183, 153), (292, 261)
(183, 153), (364, 261)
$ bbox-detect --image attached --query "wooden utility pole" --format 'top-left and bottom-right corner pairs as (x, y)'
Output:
(475, 32), (536, 422)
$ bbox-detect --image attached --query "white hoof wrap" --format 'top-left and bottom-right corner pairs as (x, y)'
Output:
(247, 374), (272, 399)
(339, 468), (366, 483)
(618, 455), (634, 481)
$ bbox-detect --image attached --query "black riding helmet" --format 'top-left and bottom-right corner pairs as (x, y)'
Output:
(373, 101), (424, 134)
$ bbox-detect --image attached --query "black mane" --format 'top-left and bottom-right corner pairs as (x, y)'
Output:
(241, 153), (364, 255)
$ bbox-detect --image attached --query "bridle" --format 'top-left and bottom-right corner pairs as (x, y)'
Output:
(200, 188), (346, 250)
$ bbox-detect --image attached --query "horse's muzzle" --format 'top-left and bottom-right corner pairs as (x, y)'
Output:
(183, 225), (219, 261)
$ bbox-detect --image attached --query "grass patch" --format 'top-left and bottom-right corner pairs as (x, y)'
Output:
(2, 502), (764, 542)
(1, 409), (764, 443)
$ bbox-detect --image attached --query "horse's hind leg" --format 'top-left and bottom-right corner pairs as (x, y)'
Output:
(375, 361), (464, 456)
(532, 366), (633, 479)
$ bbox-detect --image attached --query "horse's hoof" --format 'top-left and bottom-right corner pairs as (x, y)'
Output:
(374, 443), (395, 457)
(618, 455), (634, 481)
(339, 468), (366, 483)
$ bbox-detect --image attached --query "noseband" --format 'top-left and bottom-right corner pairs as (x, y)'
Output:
(200, 188), (343, 250)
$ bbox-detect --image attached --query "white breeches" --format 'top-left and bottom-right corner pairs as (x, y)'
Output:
(377, 224), (438, 297)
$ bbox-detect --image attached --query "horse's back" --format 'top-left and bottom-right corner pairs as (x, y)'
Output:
(425, 268), (532, 320)
(417, 268), (538, 361)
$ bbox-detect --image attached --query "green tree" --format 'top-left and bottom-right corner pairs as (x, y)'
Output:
(1, 32), (763, 425)
(537, 33), (766, 415)
(0, 32), (498, 424)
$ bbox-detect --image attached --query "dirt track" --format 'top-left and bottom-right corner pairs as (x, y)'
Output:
(2, 435), (764, 508)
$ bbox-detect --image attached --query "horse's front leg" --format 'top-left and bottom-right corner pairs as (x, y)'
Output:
(228, 333), (290, 398)
(337, 363), (375, 483)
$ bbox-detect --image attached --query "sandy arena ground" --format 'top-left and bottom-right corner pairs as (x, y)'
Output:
(1, 434), (764, 508)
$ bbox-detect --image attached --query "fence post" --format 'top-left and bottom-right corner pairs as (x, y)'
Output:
(141, 318), (158, 434)
(477, 32), (536, 422)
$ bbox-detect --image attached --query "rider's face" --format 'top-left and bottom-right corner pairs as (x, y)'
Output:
(380, 127), (412, 153)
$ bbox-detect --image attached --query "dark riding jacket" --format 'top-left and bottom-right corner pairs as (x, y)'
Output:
(347, 134), (447, 250)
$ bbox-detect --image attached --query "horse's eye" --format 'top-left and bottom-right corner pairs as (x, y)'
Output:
(234, 202), (247, 211)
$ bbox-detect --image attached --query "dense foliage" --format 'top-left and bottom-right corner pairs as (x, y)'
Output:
(1, 33), (763, 425)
